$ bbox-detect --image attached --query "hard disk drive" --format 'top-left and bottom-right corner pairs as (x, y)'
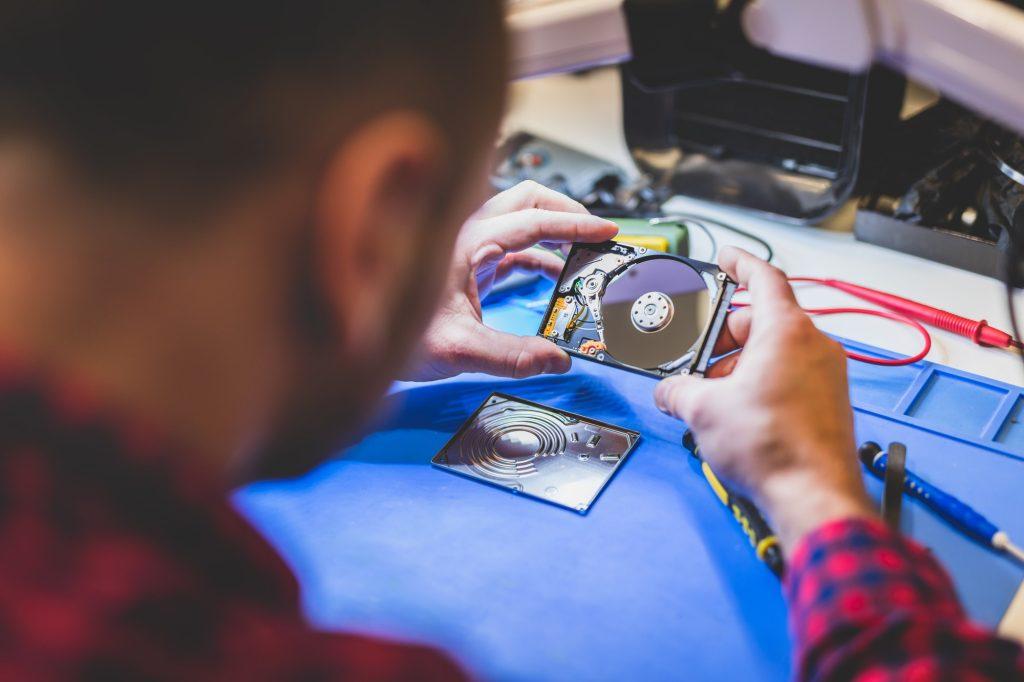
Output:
(432, 393), (640, 512)
(538, 241), (736, 378)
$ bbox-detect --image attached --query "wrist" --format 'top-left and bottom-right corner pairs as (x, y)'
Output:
(756, 468), (876, 553)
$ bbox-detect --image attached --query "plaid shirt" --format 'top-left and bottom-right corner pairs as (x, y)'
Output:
(0, 356), (465, 680)
(786, 518), (1024, 681)
(3, 354), (1022, 680)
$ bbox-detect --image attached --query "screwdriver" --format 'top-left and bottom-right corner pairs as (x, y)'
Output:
(683, 430), (784, 577)
(858, 442), (1024, 564)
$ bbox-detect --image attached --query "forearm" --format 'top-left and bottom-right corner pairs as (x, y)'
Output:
(757, 467), (875, 551)
(785, 517), (1024, 681)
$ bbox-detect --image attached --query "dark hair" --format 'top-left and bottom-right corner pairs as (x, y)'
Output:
(0, 1), (506, 199)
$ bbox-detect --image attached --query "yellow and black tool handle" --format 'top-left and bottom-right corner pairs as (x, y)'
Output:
(682, 430), (785, 577)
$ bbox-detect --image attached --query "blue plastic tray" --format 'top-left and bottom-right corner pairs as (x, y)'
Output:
(235, 280), (1024, 681)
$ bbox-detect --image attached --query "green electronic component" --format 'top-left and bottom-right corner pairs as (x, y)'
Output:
(612, 218), (689, 256)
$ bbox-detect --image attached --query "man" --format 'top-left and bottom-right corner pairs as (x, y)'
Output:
(0, 2), (613, 678)
(0, 2), (1021, 681)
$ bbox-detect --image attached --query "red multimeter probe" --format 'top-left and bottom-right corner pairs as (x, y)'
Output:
(733, 277), (1021, 367)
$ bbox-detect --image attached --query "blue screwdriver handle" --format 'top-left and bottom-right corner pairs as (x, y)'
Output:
(871, 453), (998, 546)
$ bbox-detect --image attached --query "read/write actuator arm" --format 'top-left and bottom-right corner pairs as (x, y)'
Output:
(507, 0), (1024, 138)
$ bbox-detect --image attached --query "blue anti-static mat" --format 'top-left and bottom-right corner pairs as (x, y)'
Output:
(235, 281), (1024, 682)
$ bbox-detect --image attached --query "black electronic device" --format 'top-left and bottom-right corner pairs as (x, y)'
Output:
(854, 102), (1024, 278)
(616, 0), (1022, 279)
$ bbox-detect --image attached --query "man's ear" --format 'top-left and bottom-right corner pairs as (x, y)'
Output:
(314, 111), (448, 357)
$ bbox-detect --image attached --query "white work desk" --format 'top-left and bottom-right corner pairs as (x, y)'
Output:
(504, 66), (1024, 639)
(503, 68), (1024, 387)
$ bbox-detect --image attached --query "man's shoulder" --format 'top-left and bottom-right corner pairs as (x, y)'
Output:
(0, 368), (466, 679)
(0, 443), (465, 680)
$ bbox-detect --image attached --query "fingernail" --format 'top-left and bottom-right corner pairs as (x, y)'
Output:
(653, 382), (670, 413)
(549, 354), (571, 374)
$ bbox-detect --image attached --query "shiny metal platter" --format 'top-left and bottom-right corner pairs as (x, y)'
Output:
(432, 393), (640, 513)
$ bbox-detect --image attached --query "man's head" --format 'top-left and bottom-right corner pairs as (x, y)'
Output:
(0, 2), (507, 477)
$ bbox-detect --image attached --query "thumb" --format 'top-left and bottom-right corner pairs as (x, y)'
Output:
(470, 327), (572, 379)
(654, 373), (708, 424)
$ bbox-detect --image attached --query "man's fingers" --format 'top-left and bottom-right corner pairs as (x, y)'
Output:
(475, 180), (590, 219)
(653, 373), (708, 424)
(466, 327), (572, 379)
(470, 208), (618, 266)
(494, 248), (565, 282)
(706, 352), (741, 379)
(711, 307), (752, 355)
(718, 246), (798, 314)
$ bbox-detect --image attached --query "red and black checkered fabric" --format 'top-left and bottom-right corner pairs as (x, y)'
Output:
(785, 517), (1024, 681)
(0, 356), (466, 680)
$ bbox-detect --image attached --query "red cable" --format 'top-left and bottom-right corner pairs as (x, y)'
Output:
(799, 306), (932, 366)
(732, 278), (933, 367)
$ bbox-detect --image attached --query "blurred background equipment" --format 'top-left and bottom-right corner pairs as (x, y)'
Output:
(506, 0), (630, 79)
(505, 0), (1024, 280)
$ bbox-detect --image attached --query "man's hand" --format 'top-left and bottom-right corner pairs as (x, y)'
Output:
(403, 181), (618, 382)
(654, 247), (875, 552)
